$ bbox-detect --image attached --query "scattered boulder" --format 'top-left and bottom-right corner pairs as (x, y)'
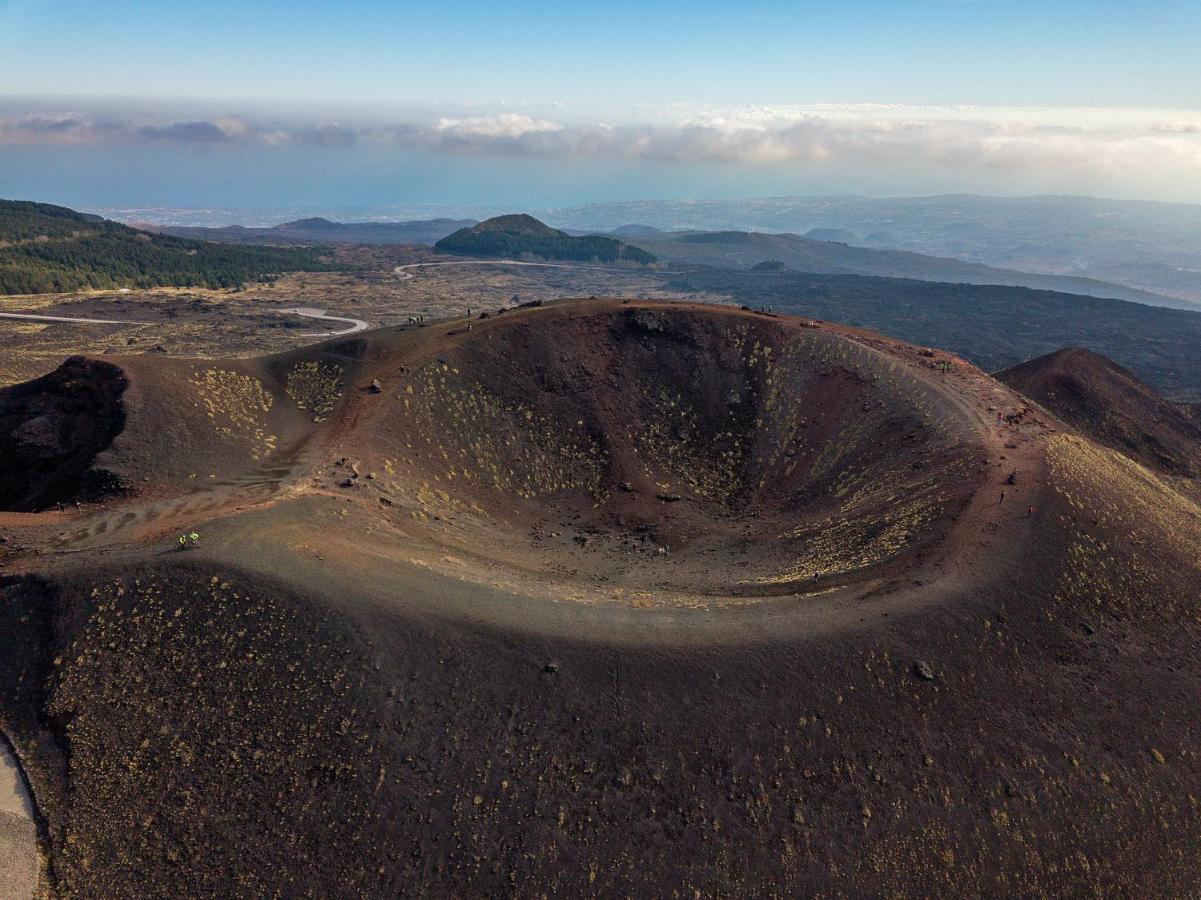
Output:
(913, 660), (936, 681)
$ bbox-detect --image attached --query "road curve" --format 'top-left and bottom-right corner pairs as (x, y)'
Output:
(277, 306), (370, 337)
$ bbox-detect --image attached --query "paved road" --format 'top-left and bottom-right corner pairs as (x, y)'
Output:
(1, 307), (368, 338)
(393, 259), (644, 281)
(0, 311), (150, 326)
(277, 306), (371, 337)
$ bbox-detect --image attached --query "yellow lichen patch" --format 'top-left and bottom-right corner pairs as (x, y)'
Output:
(188, 368), (277, 460)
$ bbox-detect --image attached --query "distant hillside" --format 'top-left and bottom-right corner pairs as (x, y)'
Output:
(667, 267), (1201, 402)
(0, 200), (337, 294)
(158, 217), (477, 247)
(803, 228), (859, 243)
(627, 229), (1188, 309)
(998, 348), (1201, 476)
(610, 223), (667, 237)
(282, 217), (346, 231)
(549, 194), (1201, 303)
(436, 214), (656, 265)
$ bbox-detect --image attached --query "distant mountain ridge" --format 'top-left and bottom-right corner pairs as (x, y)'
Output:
(152, 208), (1186, 308)
(435, 214), (657, 265)
(624, 228), (1188, 309)
(157, 217), (478, 246)
(548, 194), (1201, 304)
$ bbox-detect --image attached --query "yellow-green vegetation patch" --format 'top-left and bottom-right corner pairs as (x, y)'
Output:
(36, 571), (388, 896)
(403, 361), (607, 501)
(628, 386), (747, 503)
(286, 360), (344, 420)
(189, 368), (277, 460)
(625, 324), (786, 505)
(757, 455), (974, 586)
(1047, 434), (1201, 620)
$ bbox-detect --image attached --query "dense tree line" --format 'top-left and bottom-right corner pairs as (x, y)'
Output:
(0, 200), (103, 243)
(0, 200), (338, 294)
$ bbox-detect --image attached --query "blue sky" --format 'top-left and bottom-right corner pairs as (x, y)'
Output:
(3, 0), (1197, 108)
(1, 0), (1199, 213)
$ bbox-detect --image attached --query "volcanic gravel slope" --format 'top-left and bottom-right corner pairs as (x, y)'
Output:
(1, 300), (1200, 896)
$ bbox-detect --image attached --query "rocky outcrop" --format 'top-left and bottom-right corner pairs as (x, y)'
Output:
(0, 356), (128, 510)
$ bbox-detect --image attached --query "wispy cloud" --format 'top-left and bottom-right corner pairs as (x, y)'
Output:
(1, 103), (1199, 182)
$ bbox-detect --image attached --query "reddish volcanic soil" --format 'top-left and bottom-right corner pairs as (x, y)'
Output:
(1, 300), (1200, 896)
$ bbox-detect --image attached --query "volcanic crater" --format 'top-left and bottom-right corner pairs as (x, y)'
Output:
(352, 303), (987, 598)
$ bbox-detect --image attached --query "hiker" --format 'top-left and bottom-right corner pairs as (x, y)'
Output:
(998, 491), (1005, 505)
(1006, 470), (1017, 485)
(1027, 505), (1035, 518)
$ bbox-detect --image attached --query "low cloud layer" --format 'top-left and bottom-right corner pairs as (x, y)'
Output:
(3, 103), (1200, 184)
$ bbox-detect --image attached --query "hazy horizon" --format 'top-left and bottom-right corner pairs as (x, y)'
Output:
(3, 96), (1200, 210)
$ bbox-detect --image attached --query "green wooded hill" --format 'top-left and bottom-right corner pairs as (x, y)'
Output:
(0, 200), (339, 294)
(435, 214), (657, 265)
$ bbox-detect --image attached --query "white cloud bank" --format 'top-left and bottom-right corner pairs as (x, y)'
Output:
(2, 102), (1199, 186)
